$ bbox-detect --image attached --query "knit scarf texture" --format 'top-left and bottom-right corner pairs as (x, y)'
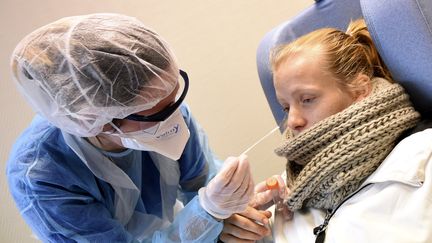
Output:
(275, 78), (420, 211)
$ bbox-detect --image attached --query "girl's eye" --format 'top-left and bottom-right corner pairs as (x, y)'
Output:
(283, 106), (290, 113)
(302, 97), (315, 104)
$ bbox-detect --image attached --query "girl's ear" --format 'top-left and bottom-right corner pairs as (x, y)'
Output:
(353, 74), (372, 102)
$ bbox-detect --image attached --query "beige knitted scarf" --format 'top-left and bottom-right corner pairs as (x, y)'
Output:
(275, 78), (420, 211)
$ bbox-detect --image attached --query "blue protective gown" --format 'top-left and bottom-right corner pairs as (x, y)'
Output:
(7, 104), (223, 242)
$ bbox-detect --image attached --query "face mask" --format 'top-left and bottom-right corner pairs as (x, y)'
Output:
(118, 109), (190, 160)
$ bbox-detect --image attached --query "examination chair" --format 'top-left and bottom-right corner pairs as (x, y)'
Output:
(256, 0), (432, 131)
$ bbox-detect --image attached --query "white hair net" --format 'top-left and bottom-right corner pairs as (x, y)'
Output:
(11, 13), (179, 137)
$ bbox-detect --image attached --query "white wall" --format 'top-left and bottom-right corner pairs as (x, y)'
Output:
(0, 0), (312, 242)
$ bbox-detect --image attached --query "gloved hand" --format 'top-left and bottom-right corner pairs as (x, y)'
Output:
(198, 154), (254, 219)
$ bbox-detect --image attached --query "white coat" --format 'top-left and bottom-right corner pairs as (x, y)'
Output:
(262, 128), (432, 243)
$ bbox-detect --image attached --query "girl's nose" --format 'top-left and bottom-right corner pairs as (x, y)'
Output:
(286, 108), (306, 134)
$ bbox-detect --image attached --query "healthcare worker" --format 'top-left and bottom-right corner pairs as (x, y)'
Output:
(7, 13), (257, 242)
(221, 19), (432, 243)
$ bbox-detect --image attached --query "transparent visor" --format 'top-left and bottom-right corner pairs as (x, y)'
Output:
(101, 70), (189, 136)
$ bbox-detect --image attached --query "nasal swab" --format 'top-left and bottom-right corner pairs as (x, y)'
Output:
(241, 126), (279, 155)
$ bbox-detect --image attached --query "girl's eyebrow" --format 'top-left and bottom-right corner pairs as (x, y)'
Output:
(290, 87), (321, 96)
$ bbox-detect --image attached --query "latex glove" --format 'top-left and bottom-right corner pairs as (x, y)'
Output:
(198, 154), (254, 219)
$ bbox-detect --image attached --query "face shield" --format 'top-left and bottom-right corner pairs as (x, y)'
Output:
(11, 13), (180, 137)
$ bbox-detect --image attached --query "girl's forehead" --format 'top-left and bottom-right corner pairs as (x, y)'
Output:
(277, 54), (329, 82)
(275, 56), (342, 98)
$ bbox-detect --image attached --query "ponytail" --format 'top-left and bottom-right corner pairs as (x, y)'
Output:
(346, 19), (393, 82)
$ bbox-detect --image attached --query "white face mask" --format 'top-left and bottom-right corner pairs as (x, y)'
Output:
(118, 109), (190, 160)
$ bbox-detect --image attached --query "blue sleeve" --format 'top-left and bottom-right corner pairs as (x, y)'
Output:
(152, 197), (223, 243)
(11, 177), (222, 243)
(177, 104), (223, 203)
(22, 190), (136, 242)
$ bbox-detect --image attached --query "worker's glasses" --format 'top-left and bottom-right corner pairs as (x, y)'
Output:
(103, 70), (189, 135)
(125, 69), (189, 122)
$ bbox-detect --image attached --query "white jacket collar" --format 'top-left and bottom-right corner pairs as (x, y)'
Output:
(363, 128), (432, 187)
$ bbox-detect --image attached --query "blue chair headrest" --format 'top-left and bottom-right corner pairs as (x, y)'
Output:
(256, 0), (363, 129)
(361, 0), (432, 117)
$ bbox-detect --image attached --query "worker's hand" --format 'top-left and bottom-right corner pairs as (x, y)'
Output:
(219, 206), (271, 243)
(199, 154), (254, 219)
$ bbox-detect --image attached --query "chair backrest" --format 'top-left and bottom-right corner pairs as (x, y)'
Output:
(257, 0), (432, 130)
(361, 0), (432, 118)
